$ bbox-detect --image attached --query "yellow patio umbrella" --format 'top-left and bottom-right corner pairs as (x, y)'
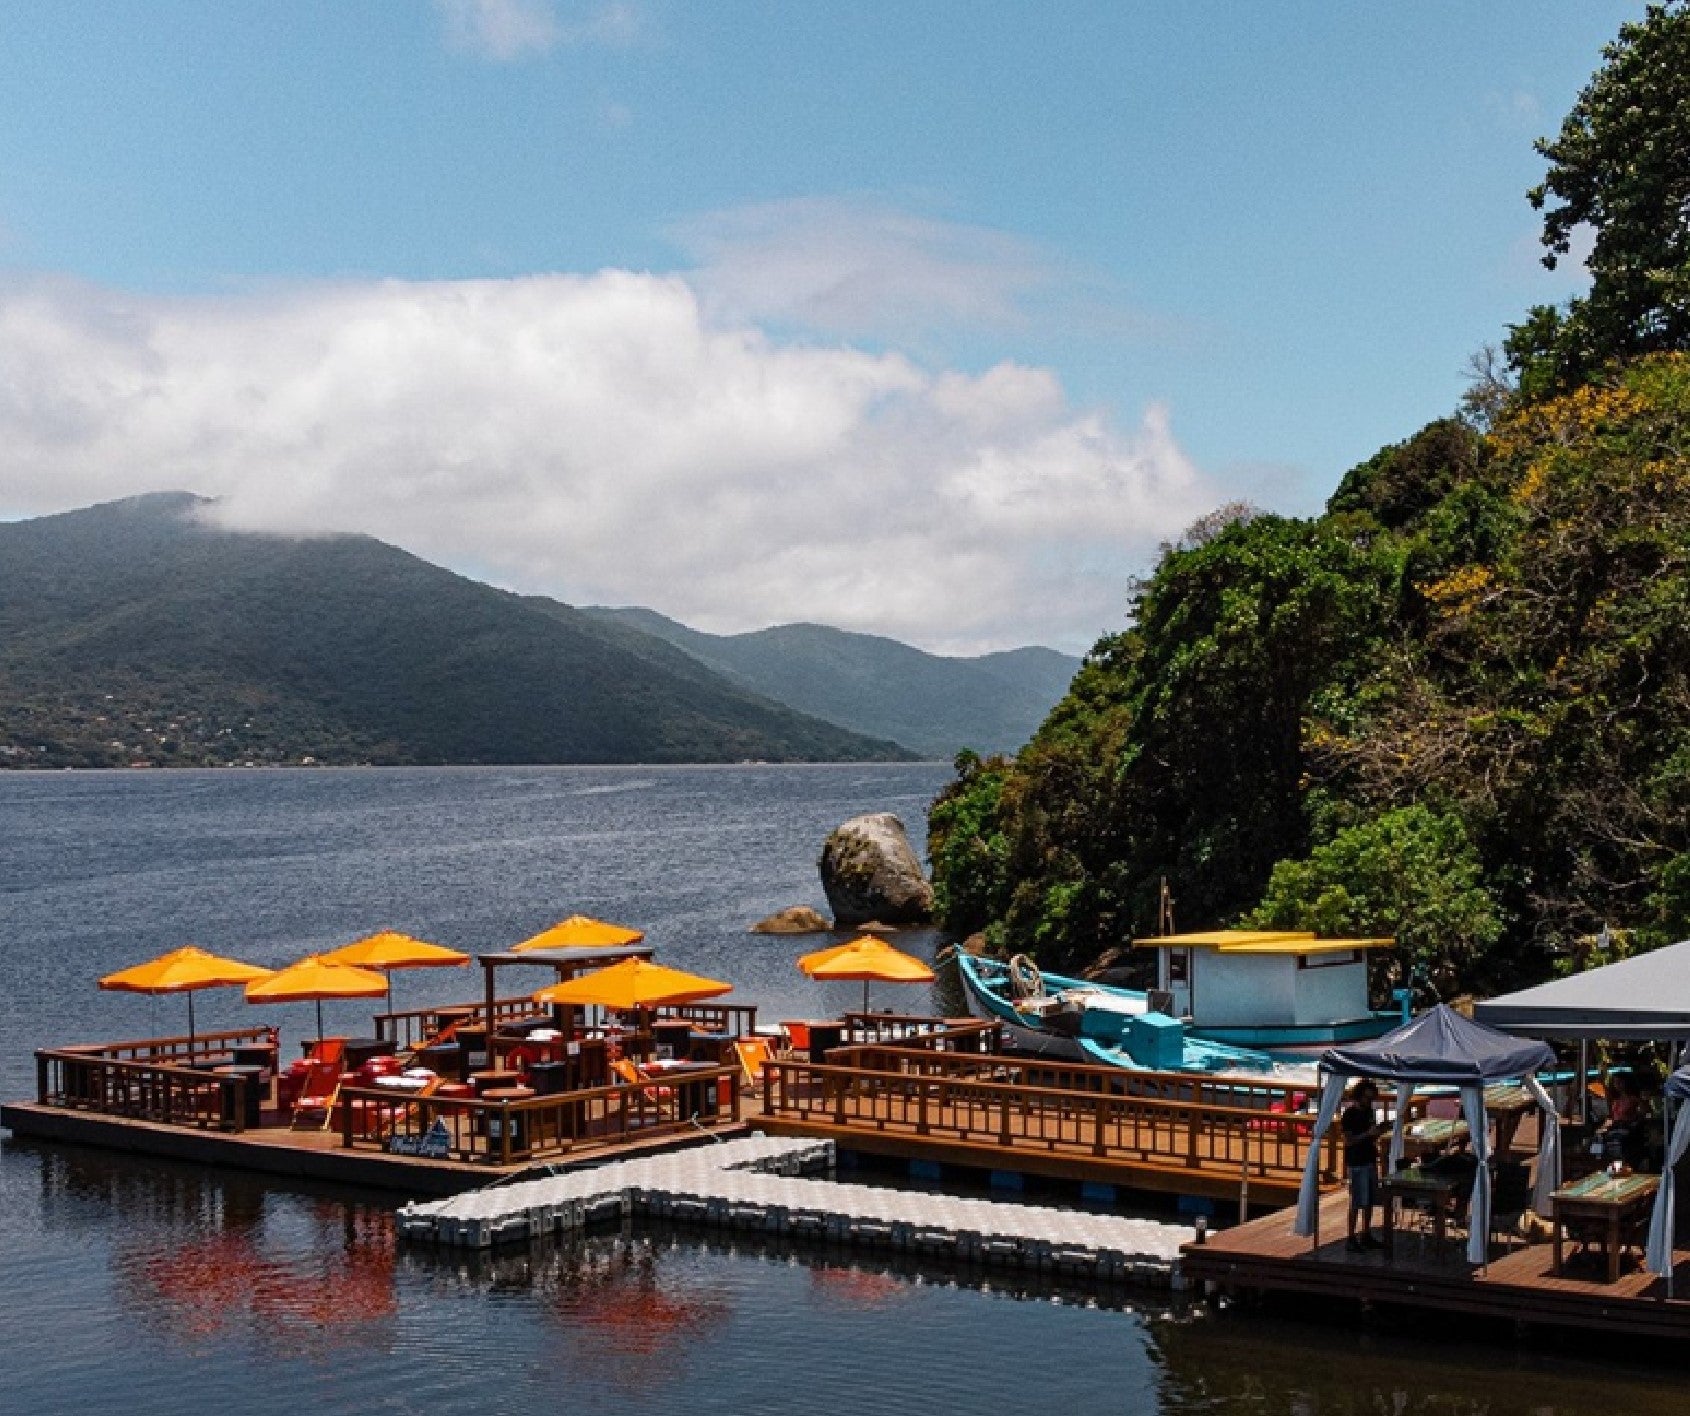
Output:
(99, 945), (274, 1055)
(244, 954), (389, 1044)
(532, 957), (732, 1011)
(319, 930), (469, 1013)
(798, 936), (936, 1013)
(511, 915), (646, 953)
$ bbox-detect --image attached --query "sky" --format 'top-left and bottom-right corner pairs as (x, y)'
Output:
(0, 1), (1645, 654)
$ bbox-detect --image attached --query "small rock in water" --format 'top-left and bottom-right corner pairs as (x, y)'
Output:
(750, 906), (832, 935)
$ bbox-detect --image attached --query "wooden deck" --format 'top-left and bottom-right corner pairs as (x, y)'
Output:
(755, 1047), (1341, 1205)
(0, 1099), (753, 1195)
(1182, 1190), (1690, 1338)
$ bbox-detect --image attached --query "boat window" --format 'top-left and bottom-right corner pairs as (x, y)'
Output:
(1167, 948), (1191, 983)
(1297, 949), (1361, 970)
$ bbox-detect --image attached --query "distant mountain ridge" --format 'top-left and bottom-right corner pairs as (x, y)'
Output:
(576, 605), (1080, 758)
(0, 494), (911, 768)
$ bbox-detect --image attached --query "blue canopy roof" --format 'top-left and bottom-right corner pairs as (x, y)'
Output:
(1322, 1003), (1555, 1085)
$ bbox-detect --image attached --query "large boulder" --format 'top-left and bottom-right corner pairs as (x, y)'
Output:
(818, 813), (934, 927)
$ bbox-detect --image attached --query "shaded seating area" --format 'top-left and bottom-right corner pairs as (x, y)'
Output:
(1293, 1005), (1561, 1267)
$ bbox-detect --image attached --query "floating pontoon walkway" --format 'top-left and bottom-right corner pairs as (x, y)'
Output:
(396, 1134), (1193, 1286)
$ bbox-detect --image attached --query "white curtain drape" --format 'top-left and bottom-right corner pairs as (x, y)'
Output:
(1387, 1082), (1416, 1172)
(1645, 1100), (1690, 1280)
(1523, 1074), (1561, 1215)
(1461, 1084), (1492, 1265)
(1293, 1073), (1346, 1239)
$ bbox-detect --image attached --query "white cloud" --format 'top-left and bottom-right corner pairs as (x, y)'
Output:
(0, 271), (1215, 653)
(675, 197), (1063, 340)
(434, 0), (640, 61)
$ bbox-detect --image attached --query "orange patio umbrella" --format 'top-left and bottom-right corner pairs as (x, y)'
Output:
(245, 954), (389, 1044)
(511, 915), (646, 953)
(797, 936), (936, 1013)
(319, 930), (469, 1013)
(532, 957), (732, 1011)
(99, 945), (274, 1055)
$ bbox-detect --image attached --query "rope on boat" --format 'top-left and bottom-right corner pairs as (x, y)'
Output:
(1007, 954), (1044, 1001)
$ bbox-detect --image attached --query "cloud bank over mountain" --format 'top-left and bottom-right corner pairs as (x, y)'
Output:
(0, 269), (1212, 654)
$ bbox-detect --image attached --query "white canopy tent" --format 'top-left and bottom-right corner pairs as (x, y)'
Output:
(1292, 1005), (1559, 1265)
(1645, 1065), (1690, 1292)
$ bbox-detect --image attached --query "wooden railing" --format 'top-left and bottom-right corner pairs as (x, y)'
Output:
(338, 1065), (743, 1164)
(35, 1048), (256, 1133)
(373, 996), (540, 1049)
(821, 1045), (1317, 1113)
(834, 1014), (998, 1051)
(653, 1002), (759, 1038)
(762, 1057), (1339, 1186)
(53, 1026), (275, 1068)
(375, 999), (762, 1050)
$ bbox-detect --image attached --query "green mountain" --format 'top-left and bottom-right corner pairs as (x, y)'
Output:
(575, 605), (1079, 758)
(0, 494), (912, 768)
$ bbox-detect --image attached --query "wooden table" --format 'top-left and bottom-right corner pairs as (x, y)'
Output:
(1382, 1166), (1461, 1258)
(1400, 1117), (1470, 1159)
(1483, 1082), (1535, 1154)
(1551, 1171), (1660, 1282)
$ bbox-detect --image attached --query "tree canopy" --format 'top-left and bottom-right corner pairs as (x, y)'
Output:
(1509, 1), (1690, 394)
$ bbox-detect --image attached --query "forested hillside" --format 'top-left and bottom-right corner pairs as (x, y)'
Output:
(0, 494), (911, 768)
(929, 2), (1690, 1003)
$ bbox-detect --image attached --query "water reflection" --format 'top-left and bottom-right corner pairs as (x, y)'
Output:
(1147, 1305), (1689, 1415)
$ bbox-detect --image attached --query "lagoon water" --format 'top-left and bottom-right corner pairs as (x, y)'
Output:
(1, 764), (1684, 1414)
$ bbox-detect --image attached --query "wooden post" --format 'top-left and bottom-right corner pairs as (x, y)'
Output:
(1239, 1122), (1251, 1223)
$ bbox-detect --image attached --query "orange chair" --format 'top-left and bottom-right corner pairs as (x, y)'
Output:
(289, 1058), (344, 1131)
(306, 1037), (346, 1067)
(611, 1058), (674, 1119)
(733, 1038), (772, 1086)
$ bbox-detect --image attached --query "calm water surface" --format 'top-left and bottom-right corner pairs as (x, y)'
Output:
(2, 766), (1684, 1414)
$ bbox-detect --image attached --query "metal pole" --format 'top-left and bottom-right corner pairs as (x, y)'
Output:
(1577, 1039), (1589, 1124)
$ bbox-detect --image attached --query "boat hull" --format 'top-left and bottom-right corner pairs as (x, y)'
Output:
(1188, 1012), (1401, 1058)
(955, 954), (1276, 1073)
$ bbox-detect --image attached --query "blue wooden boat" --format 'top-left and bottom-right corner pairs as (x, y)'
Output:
(956, 953), (1280, 1074)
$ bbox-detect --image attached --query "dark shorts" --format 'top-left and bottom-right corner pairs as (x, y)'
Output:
(1348, 1164), (1379, 1207)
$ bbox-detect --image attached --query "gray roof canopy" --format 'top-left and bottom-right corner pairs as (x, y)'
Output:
(1322, 1004), (1555, 1085)
(1473, 938), (1690, 1041)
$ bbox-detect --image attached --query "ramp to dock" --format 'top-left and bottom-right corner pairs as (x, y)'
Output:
(397, 1134), (1192, 1286)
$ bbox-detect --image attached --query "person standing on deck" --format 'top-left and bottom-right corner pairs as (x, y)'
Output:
(1341, 1078), (1388, 1253)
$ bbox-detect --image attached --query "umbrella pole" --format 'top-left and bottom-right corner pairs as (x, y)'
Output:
(862, 979), (870, 1017)
(188, 992), (197, 1061)
(316, 998), (325, 1047)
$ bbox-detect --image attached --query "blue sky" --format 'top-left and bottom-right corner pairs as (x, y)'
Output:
(0, 2), (1643, 651)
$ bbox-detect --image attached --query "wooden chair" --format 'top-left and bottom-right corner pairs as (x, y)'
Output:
(611, 1057), (673, 1124)
(289, 1058), (344, 1131)
(733, 1038), (772, 1090)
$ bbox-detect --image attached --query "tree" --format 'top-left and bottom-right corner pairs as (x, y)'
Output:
(1246, 806), (1504, 999)
(1509, 2), (1690, 391)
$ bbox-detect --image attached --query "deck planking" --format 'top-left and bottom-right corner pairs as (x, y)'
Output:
(1184, 1190), (1690, 1338)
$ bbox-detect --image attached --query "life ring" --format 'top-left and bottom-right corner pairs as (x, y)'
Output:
(1007, 954), (1044, 999)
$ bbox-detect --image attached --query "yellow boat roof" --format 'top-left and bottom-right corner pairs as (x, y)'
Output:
(1134, 930), (1393, 954)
